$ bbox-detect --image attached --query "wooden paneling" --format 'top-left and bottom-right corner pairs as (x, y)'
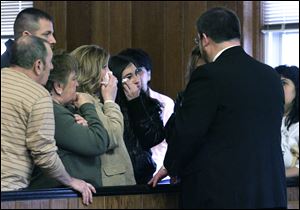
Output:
(164, 2), (184, 97)
(77, 196), (105, 209)
(105, 195), (142, 209)
(90, 1), (110, 50)
(142, 193), (179, 209)
(1, 201), (15, 209)
(34, 1), (262, 99)
(67, 198), (79, 209)
(287, 186), (299, 209)
(34, 1), (67, 50)
(183, 1), (206, 87)
(252, 1), (263, 61)
(207, 1), (237, 11)
(15, 200), (41, 209)
(109, 1), (132, 54)
(66, 1), (92, 51)
(49, 198), (68, 209)
(132, 1), (165, 93)
(2, 187), (298, 209)
(1, 193), (179, 209)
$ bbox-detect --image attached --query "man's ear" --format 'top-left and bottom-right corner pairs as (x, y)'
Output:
(201, 33), (210, 47)
(33, 59), (43, 76)
(22, 31), (32, 36)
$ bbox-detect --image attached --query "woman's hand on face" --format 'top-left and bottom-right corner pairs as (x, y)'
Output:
(73, 92), (94, 108)
(101, 73), (118, 102)
(122, 80), (141, 101)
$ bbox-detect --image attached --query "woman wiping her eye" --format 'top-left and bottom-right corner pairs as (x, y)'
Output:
(108, 55), (165, 184)
(71, 45), (136, 186)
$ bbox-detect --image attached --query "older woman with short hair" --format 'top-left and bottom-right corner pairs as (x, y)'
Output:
(29, 52), (110, 188)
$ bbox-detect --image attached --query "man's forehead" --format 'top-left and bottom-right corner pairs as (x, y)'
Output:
(37, 18), (54, 29)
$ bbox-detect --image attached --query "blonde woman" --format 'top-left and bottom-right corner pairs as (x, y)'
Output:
(71, 45), (136, 186)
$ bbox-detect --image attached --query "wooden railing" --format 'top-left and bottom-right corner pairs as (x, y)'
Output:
(286, 177), (299, 209)
(1, 184), (180, 209)
(1, 178), (298, 209)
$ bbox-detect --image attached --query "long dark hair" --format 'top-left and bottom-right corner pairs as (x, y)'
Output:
(108, 55), (162, 149)
(275, 65), (299, 130)
(108, 55), (162, 112)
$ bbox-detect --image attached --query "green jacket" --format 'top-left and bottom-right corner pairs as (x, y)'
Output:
(29, 102), (109, 189)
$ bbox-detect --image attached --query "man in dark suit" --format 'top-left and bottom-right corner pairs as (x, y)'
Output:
(149, 7), (287, 209)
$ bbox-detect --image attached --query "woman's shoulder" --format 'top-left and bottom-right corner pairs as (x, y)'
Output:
(53, 103), (77, 120)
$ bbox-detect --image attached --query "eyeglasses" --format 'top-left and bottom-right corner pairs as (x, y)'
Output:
(135, 67), (143, 75)
(121, 67), (143, 83)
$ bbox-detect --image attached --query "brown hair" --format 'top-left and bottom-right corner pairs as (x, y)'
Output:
(45, 51), (78, 92)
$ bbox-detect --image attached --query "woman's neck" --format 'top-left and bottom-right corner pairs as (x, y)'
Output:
(52, 96), (62, 105)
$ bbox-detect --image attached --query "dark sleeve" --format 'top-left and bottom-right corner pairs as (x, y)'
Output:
(1, 40), (13, 69)
(164, 69), (218, 176)
(127, 96), (165, 150)
(1, 50), (10, 69)
(54, 103), (109, 156)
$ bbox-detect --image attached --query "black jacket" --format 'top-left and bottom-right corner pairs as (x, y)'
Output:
(120, 92), (165, 184)
(164, 46), (287, 208)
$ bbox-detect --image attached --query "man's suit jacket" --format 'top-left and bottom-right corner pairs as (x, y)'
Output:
(164, 46), (287, 208)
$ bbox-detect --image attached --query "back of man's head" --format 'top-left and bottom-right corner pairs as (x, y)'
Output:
(118, 48), (152, 72)
(196, 7), (241, 43)
(10, 35), (48, 69)
(14, 8), (53, 40)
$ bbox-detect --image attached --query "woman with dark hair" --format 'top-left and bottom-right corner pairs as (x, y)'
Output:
(275, 65), (299, 177)
(109, 55), (165, 184)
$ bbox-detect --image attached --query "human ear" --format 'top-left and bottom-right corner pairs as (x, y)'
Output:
(33, 60), (43, 76)
(53, 82), (64, 96)
(22, 31), (32, 36)
(201, 33), (210, 47)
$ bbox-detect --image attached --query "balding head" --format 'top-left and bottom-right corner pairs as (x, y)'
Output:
(10, 35), (50, 69)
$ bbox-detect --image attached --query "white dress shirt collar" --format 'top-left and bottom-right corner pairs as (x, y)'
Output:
(212, 45), (238, 62)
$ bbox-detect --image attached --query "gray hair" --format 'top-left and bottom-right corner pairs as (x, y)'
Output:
(10, 35), (49, 69)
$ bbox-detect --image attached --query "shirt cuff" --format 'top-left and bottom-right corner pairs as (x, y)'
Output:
(104, 100), (115, 104)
